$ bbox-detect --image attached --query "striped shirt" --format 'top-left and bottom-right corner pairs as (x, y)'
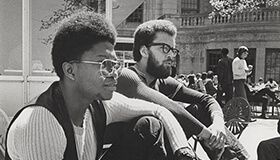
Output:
(7, 92), (188, 160)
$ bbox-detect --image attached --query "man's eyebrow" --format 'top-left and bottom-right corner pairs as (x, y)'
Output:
(96, 55), (109, 59)
(96, 54), (117, 60)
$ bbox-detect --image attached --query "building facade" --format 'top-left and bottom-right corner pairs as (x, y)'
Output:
(116, 0), (280, 83)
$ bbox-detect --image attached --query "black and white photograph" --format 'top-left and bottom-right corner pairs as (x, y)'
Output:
(0, 0), (280, 159)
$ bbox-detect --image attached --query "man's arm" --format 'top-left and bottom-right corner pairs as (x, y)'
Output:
(277, 119), (280, 134)
(103, 92), (190, 152)
(7, 107), (66, 160)
(169, 78), (223, 121)
(216, 60), (224, 84)
(169, 78), (226, 149)
(117, 68), (210, 138)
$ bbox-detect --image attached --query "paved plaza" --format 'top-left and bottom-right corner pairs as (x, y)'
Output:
(193, 118), (279, 160)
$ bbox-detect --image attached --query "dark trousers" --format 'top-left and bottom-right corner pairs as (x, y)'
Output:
(233, 79), (247, 100)
(217, 83), (233, 106)
(102, 106), (249, 160)
(257, 137), (280, 160)
(101, 116), (170, 160)
(234, 79), (254, 120)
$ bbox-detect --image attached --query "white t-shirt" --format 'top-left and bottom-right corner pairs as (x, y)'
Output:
(232, 57), (249, 80)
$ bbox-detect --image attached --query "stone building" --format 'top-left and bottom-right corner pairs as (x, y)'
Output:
(114, 0), (280, 83)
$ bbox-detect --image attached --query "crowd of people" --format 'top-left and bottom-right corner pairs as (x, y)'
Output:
(3, 9), (280, 160)
(174, 48), (280, 121)
(172, 46), (280, 160)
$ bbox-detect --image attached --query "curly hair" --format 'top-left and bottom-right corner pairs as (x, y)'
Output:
(51, 10), (117, 79)
(133, 19), (177, 62)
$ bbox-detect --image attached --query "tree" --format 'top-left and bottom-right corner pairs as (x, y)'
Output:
(209, 0), (280, 18)
(40, 0), (101, 45)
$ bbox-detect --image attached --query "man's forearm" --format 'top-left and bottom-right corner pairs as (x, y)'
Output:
(137, 84), (206, 135)
(211, 111), (225, 126)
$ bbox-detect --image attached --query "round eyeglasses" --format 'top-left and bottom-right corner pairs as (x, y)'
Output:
(69, 59), (123, 79)
(146, 43), (179, 57)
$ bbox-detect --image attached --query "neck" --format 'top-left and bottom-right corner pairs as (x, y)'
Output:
(135, 62), (156, 85)
(59, 81), (90, 127)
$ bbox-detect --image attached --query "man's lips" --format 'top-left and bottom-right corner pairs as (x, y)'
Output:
(165, 60), (173, 66)
(103, 83), (117, 91)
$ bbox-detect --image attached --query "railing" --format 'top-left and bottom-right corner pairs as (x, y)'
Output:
(164, 8), (280, 27)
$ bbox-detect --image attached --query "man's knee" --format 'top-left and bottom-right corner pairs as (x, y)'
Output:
(133, 116), (163, 142)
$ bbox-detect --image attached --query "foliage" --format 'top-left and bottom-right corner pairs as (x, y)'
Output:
(40, 0), (97, 45)
(209, 0), (280, 18)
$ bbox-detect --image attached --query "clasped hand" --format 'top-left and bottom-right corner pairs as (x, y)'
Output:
(203, 124), (227, 150)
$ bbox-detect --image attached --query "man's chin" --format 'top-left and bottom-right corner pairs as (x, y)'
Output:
(156, 69), (171, 79)
(99, 92), (114, 100)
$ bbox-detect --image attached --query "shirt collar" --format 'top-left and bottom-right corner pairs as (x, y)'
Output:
(129, 66), (158, 88)
(130, 66), (148, 84)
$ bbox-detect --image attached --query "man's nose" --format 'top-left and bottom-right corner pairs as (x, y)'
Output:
(106, 68), (118, 79)
(166, 54), (176, 61)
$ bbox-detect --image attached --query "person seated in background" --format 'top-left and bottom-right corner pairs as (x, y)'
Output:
(255, 77), (266, 91)
(195, 73), (206, 93)
(5, 11), (195, 160)
(176, 74), (188, 87)
(257, 118), (280, 160)
(265, 78), (279, 92)
(201, 72), (207, 85)
(187, 74), (198, 90)
(245, 82), (269, 119)
(204, 71), (217, 97)
(245, 82), (280, 119)
(213, 75), (218, 87)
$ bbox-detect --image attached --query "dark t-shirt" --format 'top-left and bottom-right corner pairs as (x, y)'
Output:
(217, 57), (233, 85)
(116, 67), (223, 135)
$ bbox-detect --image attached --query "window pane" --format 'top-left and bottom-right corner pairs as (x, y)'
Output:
(265, 48), (280, 83)
(206, 49), (222, 74)
(30, 0), (64, 76)
(0, 0), (22, 75)
(181, 0), (199, 14)
(30, 0), (107, 76)
(126, 3), (143, 23)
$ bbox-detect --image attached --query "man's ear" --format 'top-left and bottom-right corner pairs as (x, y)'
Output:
(62, 62), (75, 80)
(140, 45), (149, 58)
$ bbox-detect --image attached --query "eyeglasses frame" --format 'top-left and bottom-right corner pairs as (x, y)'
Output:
(69, 59), (123, 79)
(146, 43), (179, 57)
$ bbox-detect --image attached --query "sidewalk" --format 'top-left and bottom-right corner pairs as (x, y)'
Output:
(193, 118), (279, 160)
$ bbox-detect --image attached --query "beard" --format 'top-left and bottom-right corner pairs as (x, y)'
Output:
(146, 50), (172, 79)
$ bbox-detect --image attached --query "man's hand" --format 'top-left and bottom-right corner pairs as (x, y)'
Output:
(248, 65), (253, 70)
(204, 124), (227, 150)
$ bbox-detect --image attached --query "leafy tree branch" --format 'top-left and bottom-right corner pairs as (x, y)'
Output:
(209, 0), (280, 18)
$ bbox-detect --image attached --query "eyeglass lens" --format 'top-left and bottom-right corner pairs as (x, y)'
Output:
(100, 59), (123, 78)
(163, 44), (179, 57)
